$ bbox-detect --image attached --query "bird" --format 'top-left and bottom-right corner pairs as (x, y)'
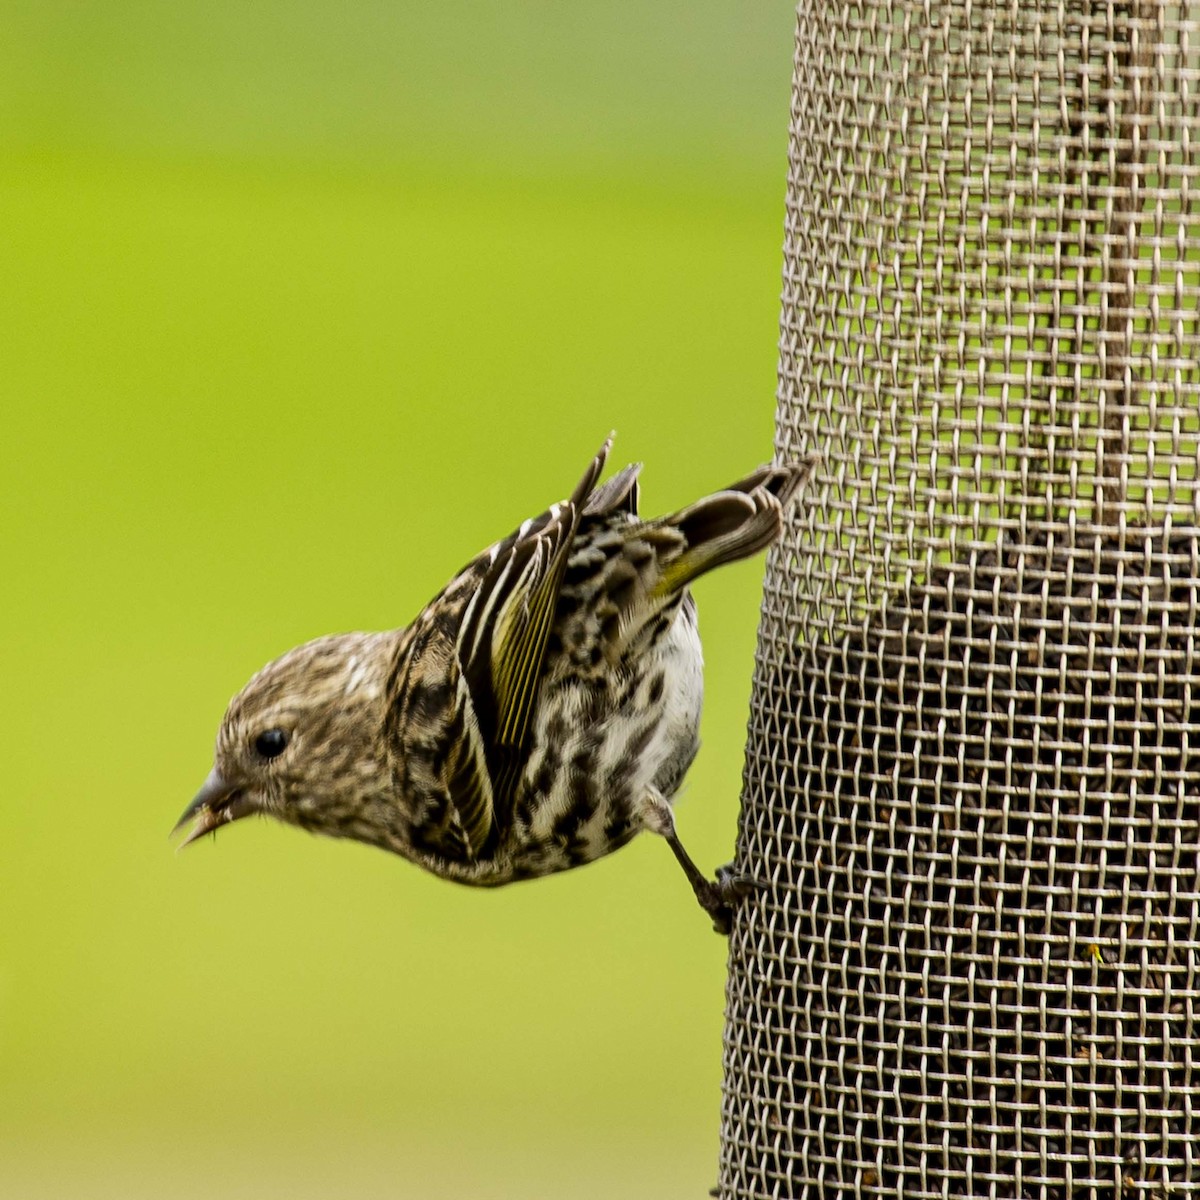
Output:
(175, 437), (816, 932)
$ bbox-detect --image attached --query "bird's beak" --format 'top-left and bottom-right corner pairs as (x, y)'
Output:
(173, 768), (255, 848)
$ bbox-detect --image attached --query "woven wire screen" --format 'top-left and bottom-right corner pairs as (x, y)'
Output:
(719, 3), (1200, 1198)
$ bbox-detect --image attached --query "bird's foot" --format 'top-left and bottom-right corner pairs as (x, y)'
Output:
(640, 788), (765, 936)
(691, 863), (765, 935)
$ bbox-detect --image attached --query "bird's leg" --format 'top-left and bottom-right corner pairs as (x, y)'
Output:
(639, 789), (760, 935)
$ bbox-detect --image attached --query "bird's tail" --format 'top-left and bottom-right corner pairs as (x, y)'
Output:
(652, 453), (819, 597)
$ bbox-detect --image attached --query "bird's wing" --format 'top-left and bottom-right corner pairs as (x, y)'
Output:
(384, 628), (499, 863)
(385, 438), (612, 864)
(455, 437), (612, 807)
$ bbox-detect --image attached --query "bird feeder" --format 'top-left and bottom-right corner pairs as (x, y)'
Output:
(720, 3), (1200, 1196)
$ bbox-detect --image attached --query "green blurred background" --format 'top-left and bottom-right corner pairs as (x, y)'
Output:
(1, 5), (795, 1197)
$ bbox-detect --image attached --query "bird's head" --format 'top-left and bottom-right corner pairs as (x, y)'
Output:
(175, 631), (396, 847)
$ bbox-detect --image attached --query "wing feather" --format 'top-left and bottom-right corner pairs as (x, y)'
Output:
(440, 679), (494, 857)
(457, 439), (611, 795)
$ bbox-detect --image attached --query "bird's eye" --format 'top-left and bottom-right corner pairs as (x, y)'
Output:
(253, 728), (289, 759)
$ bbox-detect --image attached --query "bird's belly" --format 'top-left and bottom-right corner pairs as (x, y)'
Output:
(502, 601), (704, 880)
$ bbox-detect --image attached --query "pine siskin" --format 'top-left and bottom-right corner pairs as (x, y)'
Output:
(176, 438), (816, 932)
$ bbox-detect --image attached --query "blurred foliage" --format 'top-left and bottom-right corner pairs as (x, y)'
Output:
(0, 4), (795, 1198)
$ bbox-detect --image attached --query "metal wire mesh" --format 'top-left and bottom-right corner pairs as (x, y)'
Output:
(719, 3), (1200, 1197)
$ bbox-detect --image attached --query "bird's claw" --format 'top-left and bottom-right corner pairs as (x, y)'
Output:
(694, 863), (766, 935)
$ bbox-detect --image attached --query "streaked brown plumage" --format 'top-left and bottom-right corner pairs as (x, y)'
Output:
(177, 438), (816, 931)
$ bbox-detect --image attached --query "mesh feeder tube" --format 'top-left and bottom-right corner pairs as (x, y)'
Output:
(719, 4), (1200, 1198)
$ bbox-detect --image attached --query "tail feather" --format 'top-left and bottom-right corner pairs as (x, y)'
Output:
(652, 453), (819, 597)
(722, 453), (819, 507)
